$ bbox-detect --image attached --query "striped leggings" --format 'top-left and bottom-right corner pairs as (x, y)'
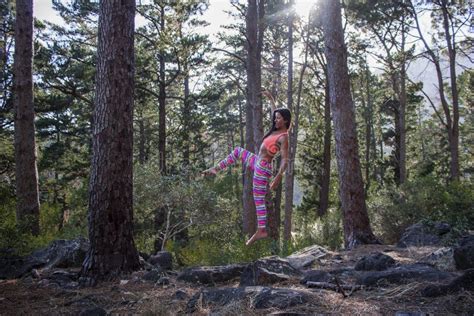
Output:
(216, 147), (272, 228)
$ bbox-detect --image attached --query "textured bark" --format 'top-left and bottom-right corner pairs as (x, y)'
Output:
(13, 0), (40, 236)
(319, 82), (331, 217)
(322, 0), (378, 249)
(244, 0), (264, 235)
(440, 0), (460, 181)
(183, 74), (190, 166)
(283, 2), (294, 243)
(158, 5), (167, 175)
(81, 0), (140, 285)
(268, 53), (282, 242)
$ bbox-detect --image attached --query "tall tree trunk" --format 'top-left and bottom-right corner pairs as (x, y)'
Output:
(183, 74), (190, 166)
(399, 18), (407, 184)
(243, 0), (259, 235)
(158, 5), (167, 175)
(440, 0), (460, 181)
(319, 81), (331, 217)
(138, 114), (147, 165)
(268, 50), (282, 242)
(81, 0), (140, 285)
(13, 0), (40, 236)
(321, 0), (378, 249)
(283, 1), (294, 243)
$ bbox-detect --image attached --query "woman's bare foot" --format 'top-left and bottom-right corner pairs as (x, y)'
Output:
(201, 167), (217, 177)
(245, 228), (268, 246)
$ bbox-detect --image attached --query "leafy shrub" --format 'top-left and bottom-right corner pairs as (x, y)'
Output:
(368, 176), (474, 243)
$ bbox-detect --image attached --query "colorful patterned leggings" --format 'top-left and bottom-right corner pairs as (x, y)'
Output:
(215, 147), (272, 228)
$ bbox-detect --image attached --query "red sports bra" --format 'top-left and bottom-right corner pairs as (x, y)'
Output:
(263, 132), (288, 155)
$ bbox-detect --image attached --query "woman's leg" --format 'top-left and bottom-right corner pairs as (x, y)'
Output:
(215, 146), (256, 172)
(252, 159), (272, 228)
(246, 158), (272, 246)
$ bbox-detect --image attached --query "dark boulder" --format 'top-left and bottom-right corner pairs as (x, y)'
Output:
(186, 286), (310, 313)
(300, 270), (333, 285)
(240, 256), (302, 286)
(356, 263), (454, 286)
(148, 251), (173, 270)
(354, 252), (396, 271)
(453, 235), (474, 270)
(286, 245), (329, 270)
(397, 222), (451, 248)
(0, 238), (89, 279)
(421, 268), (474, 297)
(177, 264), (245, 285)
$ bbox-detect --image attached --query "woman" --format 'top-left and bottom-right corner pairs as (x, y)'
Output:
(203, 91), (291, 246)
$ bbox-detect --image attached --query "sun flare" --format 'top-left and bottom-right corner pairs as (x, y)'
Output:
(292, 0), (318, 18)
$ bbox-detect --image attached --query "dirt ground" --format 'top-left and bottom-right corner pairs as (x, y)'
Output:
(1, 245), (473, 315)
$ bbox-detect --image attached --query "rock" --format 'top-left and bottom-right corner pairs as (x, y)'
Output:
(252, 287), (309, 309)
(156, 276), (170, 286)
(143, 269), (163, 282)
(148, 251), (172, 270)
(286, 245), (329, 270)
(421, 268), (474, 297)
(0, 238), (89, 279)
(240, 256), (302, 286)
(79, 307), (107, 316)
(356, 263), (454, 286)
(453, 235), (474, 270)
(186, 287), (309, 313)
(47, 270), (79, 289)
(300, 270), (332, 285)
(419, 247), (456, 271)
(30, 238), (89, 269)
(177, 264), (245, 285)
(354, 252), (396, 271)
(397, 222), (451, 248)
(174, 289), (189, 301)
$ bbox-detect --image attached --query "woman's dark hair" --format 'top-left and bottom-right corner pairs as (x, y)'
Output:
(262, 108), (292, 140)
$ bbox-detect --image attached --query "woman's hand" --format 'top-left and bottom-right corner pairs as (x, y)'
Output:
(270, 174), (282, 190)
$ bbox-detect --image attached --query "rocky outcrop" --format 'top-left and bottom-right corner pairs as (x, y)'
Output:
(421, 268), (474, 297)
(354, 252), (396, 271)
(186, 286), (310, 313)
(419, 247), (456, 272)
(177, 264), (245, 285)
(0, 238), (89, 279)
(240, 256), (302, 286)
(453, 235), (474, 270)
(286, 245), (329, 270)
(397, 222), (452, 248)
(356, 263), (454, 286)
(148, 251), (173, 270)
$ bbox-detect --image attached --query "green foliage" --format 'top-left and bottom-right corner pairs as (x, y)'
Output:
(368, 176), (474, 243)
(292, 207), (344, 251)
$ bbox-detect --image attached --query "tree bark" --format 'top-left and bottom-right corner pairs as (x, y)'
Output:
(81, 0), (140, 285)
(321, 0), (378, 249)
(319, 81), (331, 217)
(243, 0), (260, 235)
(283, 1), (295, 243)
(440, 0), (460, 181)
(183, 74), (190, 166)
(158, 4), (167, 175)
(13, 0), (40, 236)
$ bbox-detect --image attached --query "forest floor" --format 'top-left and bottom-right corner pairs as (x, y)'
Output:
(1, 244), (473, 315)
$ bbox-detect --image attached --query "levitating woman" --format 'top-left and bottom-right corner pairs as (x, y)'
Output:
(203, 91), (291, 245)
